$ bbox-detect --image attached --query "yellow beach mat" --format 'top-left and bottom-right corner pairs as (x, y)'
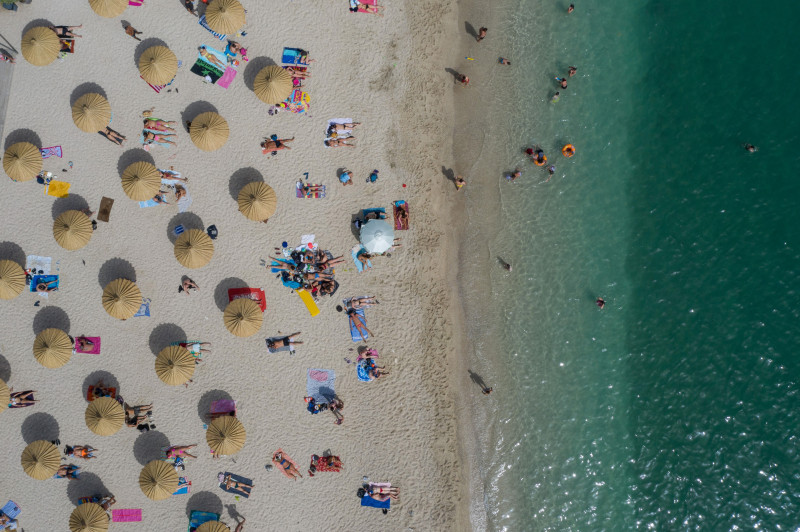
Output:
(46, 180), (71, 198)
(295, 289), (319, 317)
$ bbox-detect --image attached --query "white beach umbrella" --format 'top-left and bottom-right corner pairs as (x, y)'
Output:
(360, 219), (395, 254)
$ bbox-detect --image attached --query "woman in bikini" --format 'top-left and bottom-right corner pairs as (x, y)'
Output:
(325, 138), (356, 148)
(179, 277), (199, 294)
(35, 280), (58, 293)
(347, 308), (375, 342)
(65, 445), (97, 460)
(100, 126), (126, 146)
(144, 119), (177, 132)
(328, 123), (360, 135)
(261, 137), (295, 154)
(198, 46), (226, 68)
(349, 296), (380, 309)
(166, 444), (198, 459)
(144, 131), (177, 146)
(50, 25), (83, 38)
(285, 66), (310, 79)
(73, 337), (95, 353)
(349, 0), (385, 16)
(8, 390), (37, 408)
(367, 485), (400, 500)
(54, 464), (81, 479)
(220, 473), (254, 494)
(124, 404), (152, 428)
(272, 452), (303, 480)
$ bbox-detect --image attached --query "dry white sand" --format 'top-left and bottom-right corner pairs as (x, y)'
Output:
(0, 0), (471, 530)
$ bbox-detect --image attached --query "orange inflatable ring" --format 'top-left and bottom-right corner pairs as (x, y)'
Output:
(534, 154), (547, 166)
(562, 144), (575, 157)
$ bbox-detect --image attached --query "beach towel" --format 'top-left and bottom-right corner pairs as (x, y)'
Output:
(190, 57), (224, 84)
(355, 0), (380, 14)
(74, 337), (101, 354)
(173, 477), (191, 495)
(228, 287), (266, 311)
(357, 360), (372, 382)
(25, 255), (51, 283)
(139, 133), (171, 150)
(326, 118), (353, 140)
(311, 455), (343, 473)
(97, 197), (114, 222)
(393, 200), (409, 230)
(300, 234), (316, 247)
(350, 245), (372, 272)
(296, 288), (320, 317)
(307, 368), (335, 402)
(133, 297), (151, 317)
(86, 386), (117, 402)
(296, 181), (326, 199)
(210, 399), (236, 417)
(361, 495), (391, 509)
(198, 45), (229, 70)
(219, 472), (252, 498)
(140, 75), (173, 94)
(138, 196), (166, 208)
(282, 47), (311, 66)
(1, 500), (20, 519)
(198, 14), (227, 40)
(30, 274), (58, 293)
(189, 510), (220, 530)
(266, 337), (295, 354)
(46, 180), (70, 198)
(40, 146), (62, 159)
(278, 89), (310, 114)
(273, 449), (300, 480)
(348, 307), (368, 342)
(112, 509), (142, 522)
(217, 66), (237, 88)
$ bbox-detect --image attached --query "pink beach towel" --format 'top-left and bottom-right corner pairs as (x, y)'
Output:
(128, 0), (143, 5)
(217, 67), (237, 89)
(357, 0), (377, 12)
(75, 337), (101, 354)
(112, 509), (142, 522)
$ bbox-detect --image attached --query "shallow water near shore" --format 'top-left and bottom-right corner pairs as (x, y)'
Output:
(457, 0), (800, 529)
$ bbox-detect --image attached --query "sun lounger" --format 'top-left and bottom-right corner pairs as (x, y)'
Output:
(86, 386), (117, 402)
(198, 14), (227, 40)
(228, 287), (266, 311)
(112, 509), (142, 522)
(296, 181), (326, 198)
(296, 288), (320, 316)
(189, 510), (220, 532)
(394, 200), (409, 230)
(219, 472), (252, 498)
(350, 245), (372, 272)
(307, 368), (335, 402)
(273, 449), (300, 480)
(74, 336), (101, 354)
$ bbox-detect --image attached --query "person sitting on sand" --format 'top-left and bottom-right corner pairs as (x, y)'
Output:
(124, 403), (153, 428)
(166, 444), (198, 459)
(309, 454), (343, 476)
(325, 138), (356, 148)
(219, 473), (254, 494)
(92, 380), (114, 399)
(0, 513), (19, 530)
(100, 126), (126, 146)
(36, 280), (58, 293)
(151, 193), (169, 205)
(179, 277), (199, 294)
(0, 50), (16, 64)
(266, 332), (303, 351)
(198, 46), (226, 68)
(339, 169), (354, 185)
(144, 119), (176, 132)
(54, 464), (81, 479)
(365, 358), (390, 379)
(144, 131), (177, 146)
(348, 295), (380, 309)
(272, 452), (303, 480)
(328, 397), (344, 424)
(348, 308), (375, 342)
(65, 444), (97, 460)
(50, 25), (83, 38)
(356, 252), (373, 270)
(8, 389), (37, 408)
(261, 137), (295, 155)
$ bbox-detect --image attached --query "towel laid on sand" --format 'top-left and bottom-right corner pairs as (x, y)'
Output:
(30, 274), (58, 293)
(348, 307), (368, 342)
(199, 14), (227, 40)
(133, 297), (151, 317)
(361, 495), (391, 509)
(173, 477), (191, 495)
(45, 180), (70, 198)
(189, 511), (220, 529)
(350, 244), (371, 272)
(282, 47), (311, 66)
(228, 287), (266, 311)
(40, 146), (62, 159)
(296, 181), (326, 198)
(326, 118), (353, 141)
(112, 509), (142, 522)
(74, 337), (101, 354)
(26, 255), (51, 280)
(307, 369), (335, 402)
(393, 200), (409, 230)
(357, 360), (372, 382)
(219, 472), (252, 497)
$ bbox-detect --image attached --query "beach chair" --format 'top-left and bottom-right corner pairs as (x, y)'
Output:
(188, 510), (220, 531)
(209, 399), (237, 420)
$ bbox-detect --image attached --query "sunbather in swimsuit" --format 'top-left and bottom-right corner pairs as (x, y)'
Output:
(166, 444), (198, 459)
(272, 452), (303, 480)
(325, 138), (356, 148)
(144, 120), (177, 132)
(349, 296), (379, 309)
(101, 126), (126, 146)
(199, 46), (226, 68)
(144, 131), (177, 146)
(221, 473), (254, 494)
(50, 25), (83, 38)
(9, 390), (37, 408)
(75, 337), (95, 353)
(266, 332), (303, 351)
(347, 309), (375, 342)
(54, 464), (80, 479)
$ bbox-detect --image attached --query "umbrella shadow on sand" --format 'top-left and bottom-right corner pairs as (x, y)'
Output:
(166, 213), (205, 245)
(51, 194), (90, 220)
(148, 323), (187, 356)
(214, 277), (247, 311)
(81, 370), (120, 403)
(69, 82), (108, 107)
(3, 128), (42, 150)
(186, 491), (223, 520)
(133, 430), (170, 465)
(97, 258), (136, 289)
(243, 56), (277, 92)
(0, 241), (26, 267)
(181, 101), (219, 133)
(197, 389), (233, 422)
(0, 354), (10, 382)
(32, 306), (70, 335)
(21, 412), (59, 444)
(21, 18), (54, 38)
(67, 472), (109, 505)
(228, 167), (263, 201)
(117, 148), (155, 176)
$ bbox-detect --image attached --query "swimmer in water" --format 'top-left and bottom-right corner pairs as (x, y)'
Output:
(555, 77), (568, 89)
(744, 143), (758, 152)
(552, 91), (560, 103)
(568, 3), (574, 13)
(596, 297), (605, 309)
(569, 66), (577, 77)
(508, 169), (521, 182)
(546, 165), (556, 182)
(499, 57), (511, 65)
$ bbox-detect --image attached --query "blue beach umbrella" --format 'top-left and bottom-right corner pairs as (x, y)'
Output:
(360, 219), (394, 254)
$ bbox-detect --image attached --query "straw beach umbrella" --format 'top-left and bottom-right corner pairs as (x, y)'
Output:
(33, 328), (73, 369)
(155, 345), (195, 386)
(121, 161), (161, 201)
(0, 378), (9, 414)
(102, 278), (141, 320)
(238, 182), (277, 221)
(139, 460), (179, 501)
(0, 260), (26, 300)
(3, 142), (43, 181)
(21, 27), (60, 66)
(85, 397), (125, 436)
(197, 522), (231, 532)
(206, 416), (246, 456)
(189, 112), (229, 152)
(223, 298), (262, 337)
(174, 229), (214, 269)
(21, 440), (61, 480)
(72, 93), (112, 133)
(69, 503), (109, 532)
(253, 65), (293, 105)
(205, 0), (246, 34)
(88, 0), (127, 18)
(53, 210), (93, 251)
(139, 46), (178, 86)
(360, 219), (395, 254)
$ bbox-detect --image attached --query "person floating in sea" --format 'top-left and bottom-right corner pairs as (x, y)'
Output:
(498, 257), (512, 272)
(569, 66), (577, 76)
(568, 3), (575, 13)
(499, 57), (511, 65)
(507, 169), (521, 182)
(551, 91), (560, 103)
(744, 143), (758, 152)
(555, 77), (568, 89)
(546, 165), (556, 182)
(477, 27), (487, 42)
(596, 297), (605, 309)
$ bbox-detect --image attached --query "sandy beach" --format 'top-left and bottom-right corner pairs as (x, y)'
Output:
(0, 0), (470, 530)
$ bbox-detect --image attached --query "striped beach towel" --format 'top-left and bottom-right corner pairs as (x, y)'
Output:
(199, 14), (227, 40)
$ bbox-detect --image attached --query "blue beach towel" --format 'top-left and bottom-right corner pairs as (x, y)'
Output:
(30, 275), (58, 292)
(350, 245), (371, 272)
(306, 368), (335, 402)
(282, 47), (310, 65)
(189, 510), (220, 530)
(198, 14), (227, 40)
(362, 207), (385, 218)
(219, 472), (252, 498)
(361, 496), (391, 509)
(1, 501), (20, 519)
(138, 196), (166, 208)
(348, 307), (368, 342)
(133, 298), (151, 317)
(173, 477), (190, 495)
(357, 361), (372, 382)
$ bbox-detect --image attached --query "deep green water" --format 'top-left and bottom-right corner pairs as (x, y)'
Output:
(460, 1), (800, 530)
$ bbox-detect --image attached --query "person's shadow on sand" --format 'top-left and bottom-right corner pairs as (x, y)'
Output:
(441, 165), (456, 185)
(465, 21), (478, 40)
(444, 68), (463, 83)
(468, 370), (488, 390)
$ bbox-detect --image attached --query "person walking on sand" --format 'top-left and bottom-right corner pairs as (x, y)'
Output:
(124, 23), (143, 41)
(477, 27), (487, 42)
(482, 386), (493, 395)
(455, 175), (466, 190)
(459, 74), (470, 87)
(234, 517), (246, 532)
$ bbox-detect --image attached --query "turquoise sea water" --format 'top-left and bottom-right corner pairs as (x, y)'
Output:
(459, 1), (800, 530)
